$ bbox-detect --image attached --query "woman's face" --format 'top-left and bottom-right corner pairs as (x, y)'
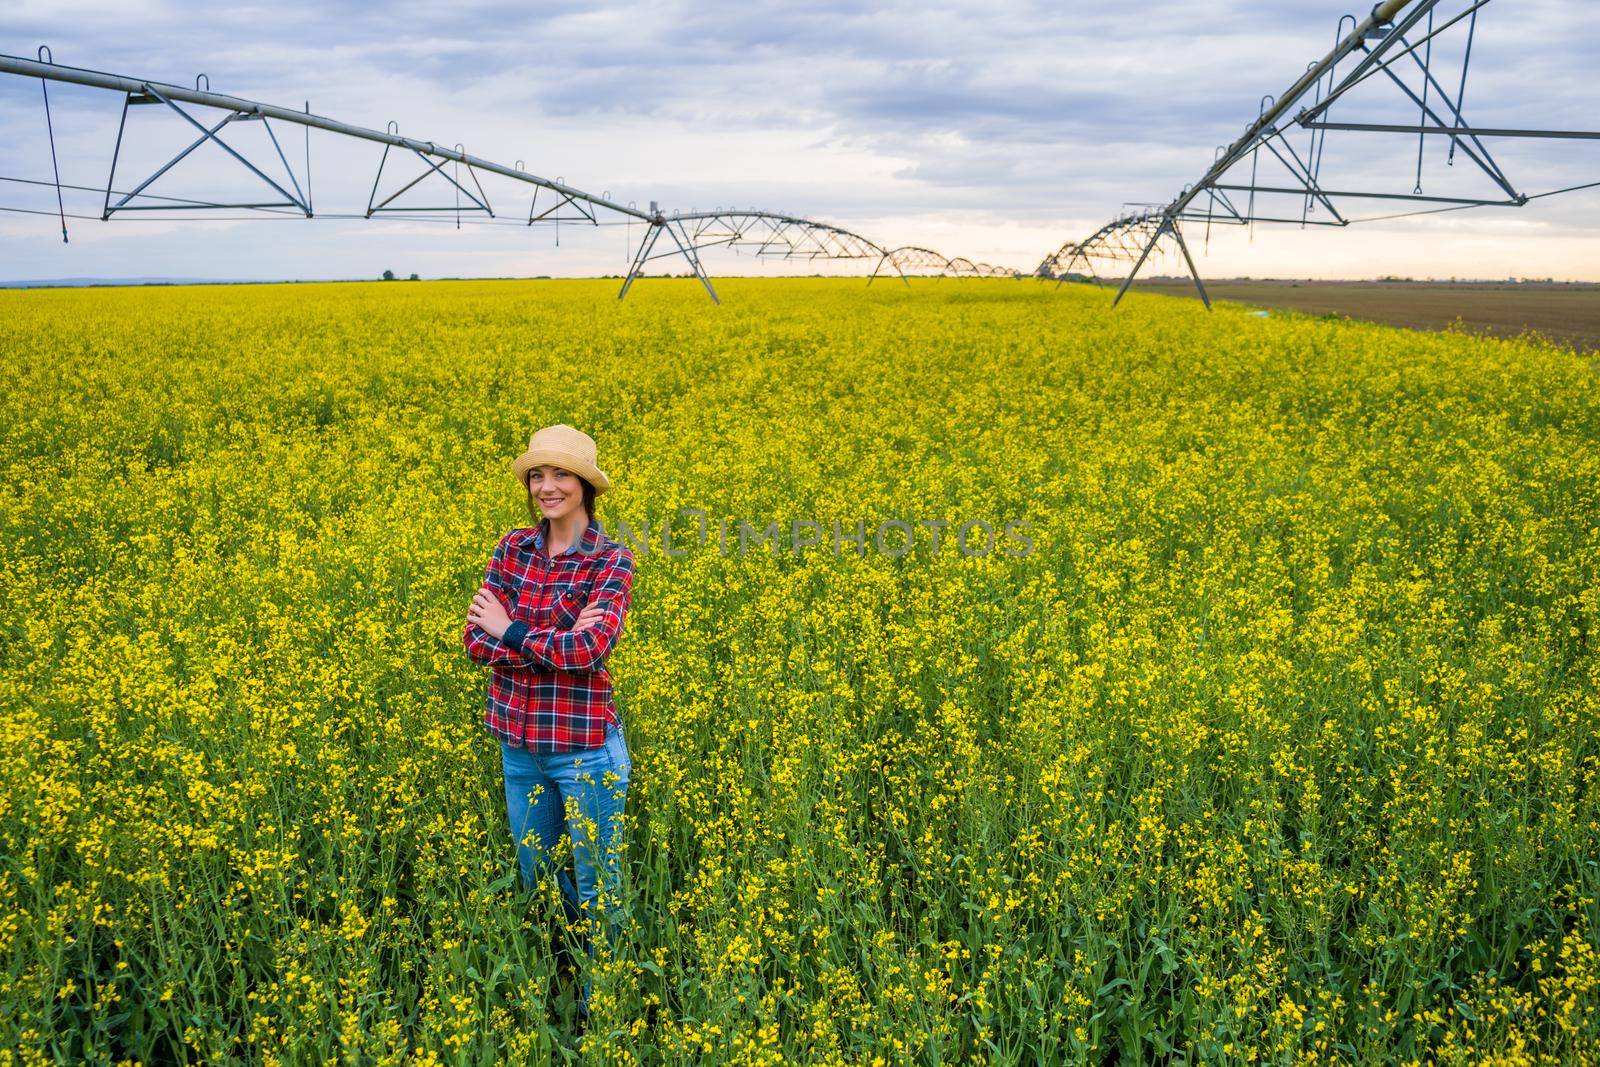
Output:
(527, 465), (585, 523)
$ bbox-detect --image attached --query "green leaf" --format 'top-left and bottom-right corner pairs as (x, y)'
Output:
(1096, 977), (1132, 997)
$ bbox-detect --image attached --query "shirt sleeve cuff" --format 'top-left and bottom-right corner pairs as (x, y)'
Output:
(501, 620), (530, 652)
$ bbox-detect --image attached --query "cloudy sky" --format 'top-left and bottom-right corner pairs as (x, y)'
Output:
(2, 0), (1596, 282)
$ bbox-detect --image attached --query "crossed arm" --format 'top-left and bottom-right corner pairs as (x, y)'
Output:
(462, 534), (635, 673)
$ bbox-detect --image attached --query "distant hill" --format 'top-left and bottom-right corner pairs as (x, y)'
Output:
(0, 277), (277, 289)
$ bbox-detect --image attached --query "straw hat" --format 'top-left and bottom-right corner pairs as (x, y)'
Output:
(511, 424), (612, 495)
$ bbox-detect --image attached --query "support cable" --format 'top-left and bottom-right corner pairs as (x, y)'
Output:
(1448, 5), (1479, 164)
(37, 47), (68, 243)
(1413, 7), (1434, 193)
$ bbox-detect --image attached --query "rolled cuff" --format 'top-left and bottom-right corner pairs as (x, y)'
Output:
(501, 620), (530, 652)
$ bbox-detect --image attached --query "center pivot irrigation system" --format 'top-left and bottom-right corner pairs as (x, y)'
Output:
(1037, 0), (1599, 308)
(4, 2), (1595, 303)
(0, 50), (1015, 303)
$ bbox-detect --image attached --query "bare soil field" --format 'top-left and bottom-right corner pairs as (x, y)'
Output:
(1129, 279), (1600, 352)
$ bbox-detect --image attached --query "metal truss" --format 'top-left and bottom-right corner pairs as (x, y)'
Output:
(367, 134), (491, 223)
(1036, 210), (1166, 285)
(867, 245), (1012, 284)
(872, 246), (950, 281)
(0, 50), (1016, 301)
(102, 80), (310, 218)
(608, 211), (1019, 304)
(1039, 0), (1600, 308)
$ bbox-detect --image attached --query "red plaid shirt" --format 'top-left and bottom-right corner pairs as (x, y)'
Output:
(463, 516), (636, 752)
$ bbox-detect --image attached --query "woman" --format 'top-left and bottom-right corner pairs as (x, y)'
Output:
(462, 423), (636, 1021)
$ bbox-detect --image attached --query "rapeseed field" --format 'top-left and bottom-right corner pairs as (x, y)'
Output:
(1, 277), (1597, 1064)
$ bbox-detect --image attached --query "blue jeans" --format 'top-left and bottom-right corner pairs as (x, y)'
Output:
(501, 719), (632, 1010)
